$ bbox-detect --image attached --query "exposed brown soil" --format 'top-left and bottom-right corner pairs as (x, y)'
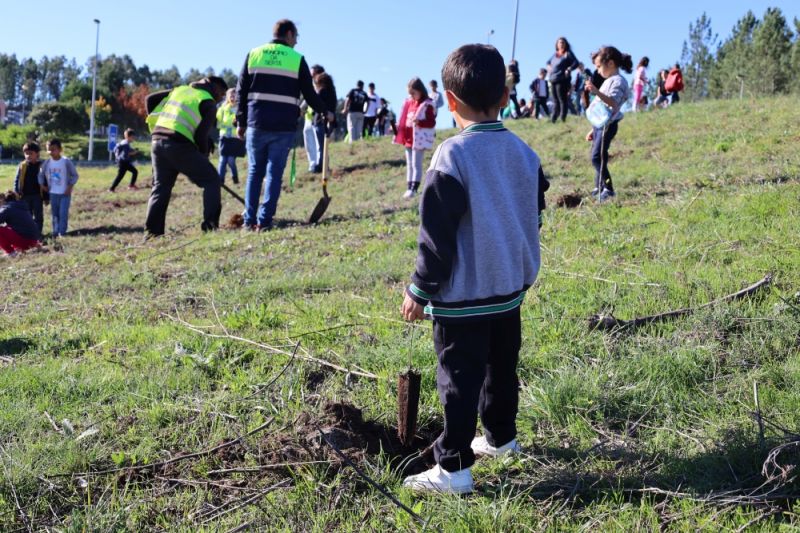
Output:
(226, 213), (244, 228)
(263, 402), (439, 476)
(555, 193), (583, 208)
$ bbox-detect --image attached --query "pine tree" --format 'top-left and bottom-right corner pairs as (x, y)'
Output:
(709, 11), (758, 99)
(680, 13), (718, 101)
(752, 8), (793, 95)
(793, 18), (800, 92)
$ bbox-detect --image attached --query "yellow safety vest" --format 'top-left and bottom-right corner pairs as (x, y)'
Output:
(216, 102), (236, 138)
(246, 43), (303, 106)
(147, 85), (214, 144)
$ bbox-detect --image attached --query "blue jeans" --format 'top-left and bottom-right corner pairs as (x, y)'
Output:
(244, 128), (294, 227)
(49, 193), (71, 236)
(217, 154), (238, 184)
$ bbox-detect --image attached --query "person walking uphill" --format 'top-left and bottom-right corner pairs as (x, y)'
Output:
(401, 44), (548, 494)
(236, 19), (334, 231)
(144, 76), (228, 237)
(546, 37), (579, 123)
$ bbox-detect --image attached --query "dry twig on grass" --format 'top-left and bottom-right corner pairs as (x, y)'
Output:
(588, 274), (773, 332)
(166, 309), (380, 380)
(49, 417), (274, 477)
(314, 424), (433, 531)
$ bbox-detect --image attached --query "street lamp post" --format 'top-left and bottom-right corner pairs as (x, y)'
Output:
(487, 29), (495, 45)
(511, 0), (520, 60)
(20, 83), (28, 123)
(88, 18), (100, 161)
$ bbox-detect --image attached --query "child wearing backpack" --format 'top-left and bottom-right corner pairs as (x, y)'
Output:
(0, 190), (42, 255)
(38, 139), (79, 237)
(584, 46), (632, 202)
(109, 129), (139, 192)
(665, 64), (684, 104)
(13, 142), (46, 233)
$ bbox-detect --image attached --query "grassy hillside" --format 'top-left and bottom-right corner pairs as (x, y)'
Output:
(1, 96), (799, 531)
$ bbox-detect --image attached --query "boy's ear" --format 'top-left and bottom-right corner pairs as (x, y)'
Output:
(445, 90), (459, 113)
(499, 86), (510, 108)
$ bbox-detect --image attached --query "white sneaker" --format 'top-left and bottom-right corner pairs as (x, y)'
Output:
(470, 436), (521, 457)
(402, 189), (416, 199)
(402, 464), (473, 494)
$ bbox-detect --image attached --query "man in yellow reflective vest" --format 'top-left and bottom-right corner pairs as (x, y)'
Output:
(144, 76), (228, 237)
(236, 19), (334, 231)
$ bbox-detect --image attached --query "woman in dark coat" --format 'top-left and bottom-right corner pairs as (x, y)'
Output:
(546, 36), (579, 123)
(312, 73), (337, 173)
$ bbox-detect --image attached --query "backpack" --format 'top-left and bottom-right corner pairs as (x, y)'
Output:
(665, 69), (684, 92)
(113, 141), (128, 162)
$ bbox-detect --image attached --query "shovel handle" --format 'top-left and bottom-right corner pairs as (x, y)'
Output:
(322, 134), (331, 187)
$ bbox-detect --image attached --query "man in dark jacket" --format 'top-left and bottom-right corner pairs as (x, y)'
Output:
(236, 18), (333, 230)
(144, 76), (228, 237)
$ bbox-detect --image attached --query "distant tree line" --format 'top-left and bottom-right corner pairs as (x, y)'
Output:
(0, 53), (238, 134)
(680, 7), (800, 101)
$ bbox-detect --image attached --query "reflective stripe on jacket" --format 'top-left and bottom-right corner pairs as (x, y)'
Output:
(147, 85), (214, 144)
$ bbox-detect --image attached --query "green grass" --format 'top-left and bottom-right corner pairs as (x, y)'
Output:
(1, 96), (800, 531)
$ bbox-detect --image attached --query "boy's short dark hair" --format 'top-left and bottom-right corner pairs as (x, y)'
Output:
(430, 80), (438, 88)
(538, 68), (547, 76)
(124, 129), (135, 137)
(47, 138), (62, 149)
(22, 142), (40, 153)
(441, 44), (505, 114)
(356, 80), (364, 89)
(368, 82), (375, 89)
(273, 19), (297, 39)
(1, 190), (20, 202)
(310, 64), (325, 75)
(204, 76), (228, 93)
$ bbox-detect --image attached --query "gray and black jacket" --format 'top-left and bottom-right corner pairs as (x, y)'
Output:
(406, 121), (548, 323)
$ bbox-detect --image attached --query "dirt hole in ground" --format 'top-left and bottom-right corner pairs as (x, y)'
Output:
(555, 193), (583, 208)
(226, 213), (244, 229)
(265, 401), (440, 476)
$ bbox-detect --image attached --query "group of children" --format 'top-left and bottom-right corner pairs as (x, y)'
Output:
(1, 138), (80, 255)
(0, 128), (143, 256)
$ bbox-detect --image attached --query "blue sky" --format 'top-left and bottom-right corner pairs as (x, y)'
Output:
(0, 0), (797, 127)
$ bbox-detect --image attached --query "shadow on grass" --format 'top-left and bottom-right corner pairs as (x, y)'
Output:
(0, 337), (33, 356)
(338, 158), (405, 174)
(68, 225), (146, 237)
(493, 427), (799, 512)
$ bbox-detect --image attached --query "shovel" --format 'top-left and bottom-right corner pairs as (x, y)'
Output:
(397, 327), (421, 447)
(221, 182), (245, 206)
(308, 133), (331, 224)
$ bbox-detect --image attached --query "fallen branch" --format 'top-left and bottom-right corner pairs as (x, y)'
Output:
(588, 274), (773, 332)
(49, 417), (274, 477)
(166, 311), (379, 380)
(197, 478), (291, 524)
(314, 424), (432, 531)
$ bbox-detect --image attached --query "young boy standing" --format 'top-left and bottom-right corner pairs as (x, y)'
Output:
(109, 129), (139, 191)
(401, 44), (547, 494)
(38, 139), (79, 237)
(13, 142), (45, 233)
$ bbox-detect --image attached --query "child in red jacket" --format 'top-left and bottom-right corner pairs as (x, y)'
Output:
(394, 77), (436, 199)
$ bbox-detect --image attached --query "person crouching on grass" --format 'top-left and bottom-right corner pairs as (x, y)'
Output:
(0, 190), (42, 256)
(585, 46), (632, 202)
(400, 43), (548, 494)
